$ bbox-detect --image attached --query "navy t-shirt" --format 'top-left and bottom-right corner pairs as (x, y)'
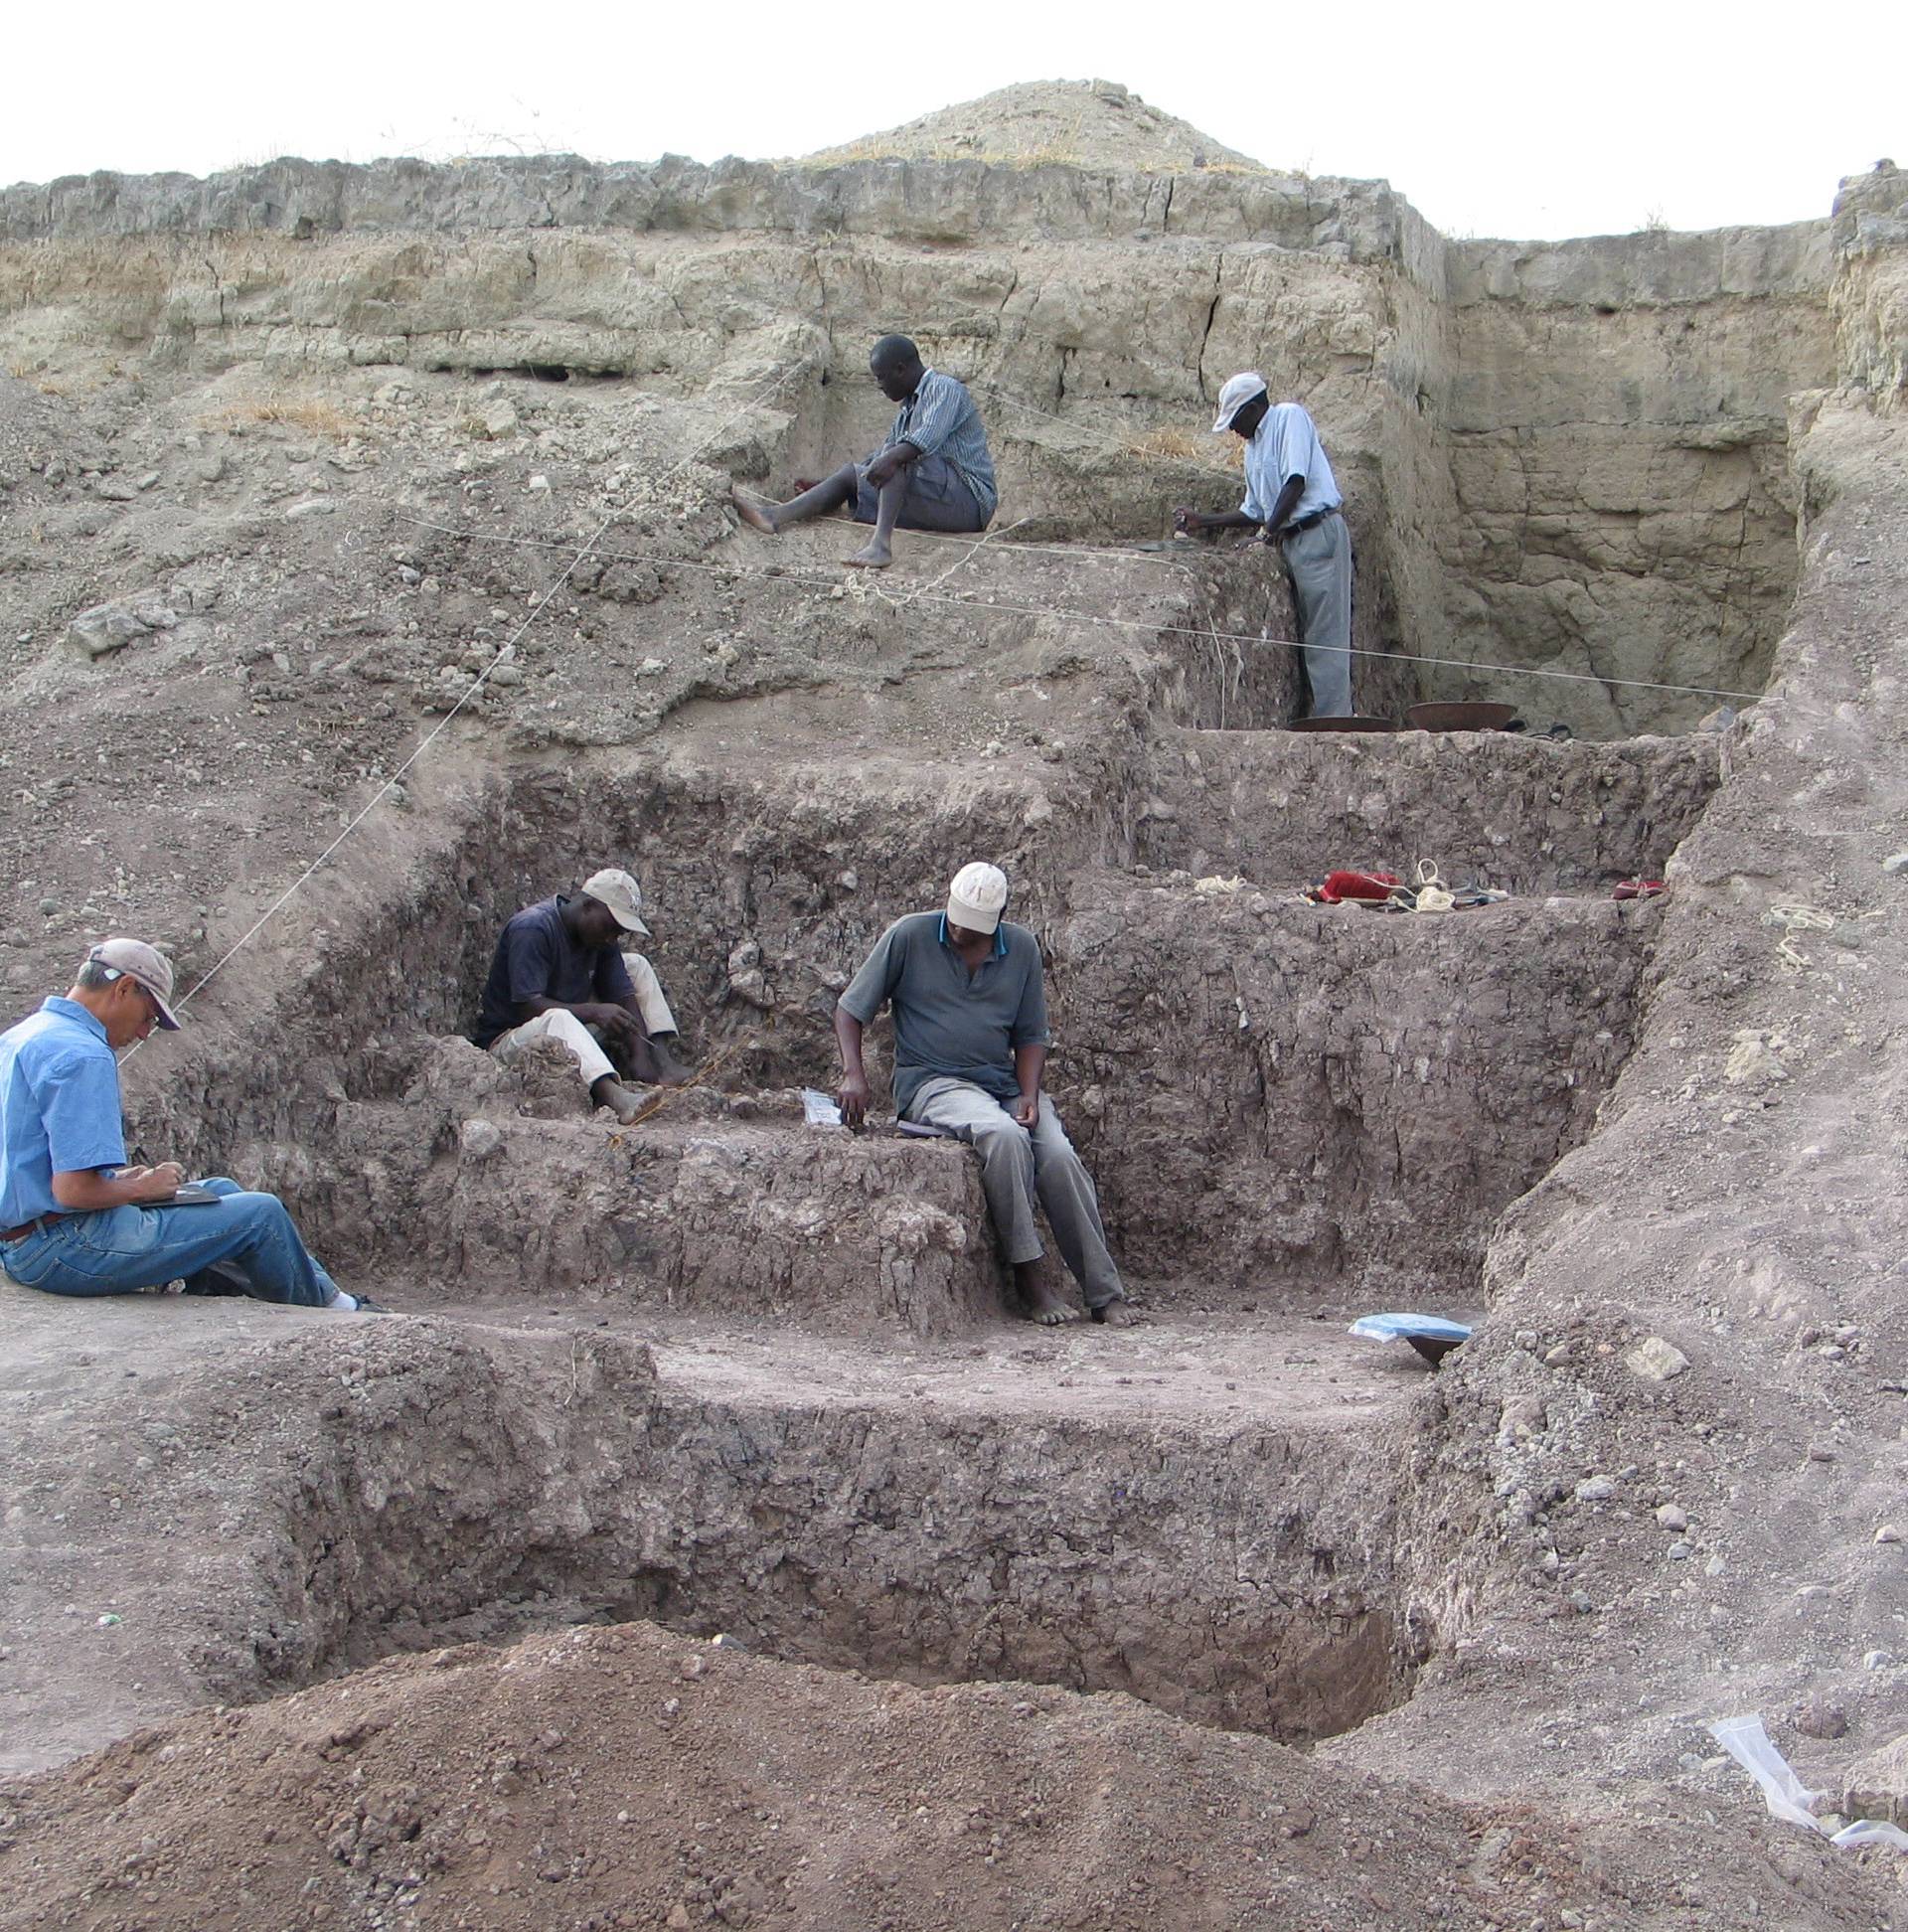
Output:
(474, 896), (635, 1046)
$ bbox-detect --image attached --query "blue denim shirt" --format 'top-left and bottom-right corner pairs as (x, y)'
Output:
(0, 997), (126, 1226)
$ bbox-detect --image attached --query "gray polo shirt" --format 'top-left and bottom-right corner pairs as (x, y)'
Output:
(838, 912), (1048, 1115)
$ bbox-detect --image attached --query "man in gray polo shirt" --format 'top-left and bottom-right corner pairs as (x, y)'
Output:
(834, 864), (1134, 1327)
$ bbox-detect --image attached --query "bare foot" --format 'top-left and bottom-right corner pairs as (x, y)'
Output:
(1091, 1298), (1140, 1328)
(843, 542), (892, 570)
(730, 487), (779, 536)
(1014, 1261), (1081, 1326)
(590, 1076), (648, 1124)
(629, 1043), (695, 1089)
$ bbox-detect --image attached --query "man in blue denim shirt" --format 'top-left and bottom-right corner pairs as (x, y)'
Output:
(0, 939), (369, 1311)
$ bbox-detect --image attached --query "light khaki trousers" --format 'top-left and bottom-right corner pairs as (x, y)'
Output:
(488, 952), (678, 1090)
(906, 1076), (1125, 1309)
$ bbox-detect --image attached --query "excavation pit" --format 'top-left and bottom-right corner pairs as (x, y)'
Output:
(118, 721), (1703, 1325)
(0, 1289), (1427, 1778)
(3, 712), (1709, 1781)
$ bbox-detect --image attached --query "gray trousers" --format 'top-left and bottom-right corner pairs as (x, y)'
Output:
(1279, 511), (1353, 718)
(907, 1076), (1125, 1309)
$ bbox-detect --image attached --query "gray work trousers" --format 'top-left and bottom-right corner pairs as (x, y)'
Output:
(1279, 511), (1353, 718)
(906, 1076), (1125, 1309)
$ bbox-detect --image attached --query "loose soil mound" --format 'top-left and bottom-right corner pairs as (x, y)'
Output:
(0, 1621), (1887, 1931)
(802, 79), (1266, 173)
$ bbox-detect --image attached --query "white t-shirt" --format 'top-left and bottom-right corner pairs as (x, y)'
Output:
(1240, 402), (1341, 527)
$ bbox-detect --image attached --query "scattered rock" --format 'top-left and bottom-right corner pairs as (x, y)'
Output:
(1625, 1337), (1689, 1382)
(471, 402), (520, 440)
(1843, 1733), (1908, 1824)
(65, 604), (146, 659)
(1656, 1504), (1688, 1531)
(1574, 1475), (1616, 1503)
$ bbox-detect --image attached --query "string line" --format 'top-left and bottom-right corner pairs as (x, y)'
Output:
(121, 359), (813, 1053)
(387, 509), (1764, 704)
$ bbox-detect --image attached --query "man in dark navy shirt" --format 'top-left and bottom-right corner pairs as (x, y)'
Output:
(476, 869), (690, 1120)
(835, 864), (1133, 1327)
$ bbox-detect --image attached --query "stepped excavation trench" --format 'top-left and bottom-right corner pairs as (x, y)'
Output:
(2, 690), (1724, 1779)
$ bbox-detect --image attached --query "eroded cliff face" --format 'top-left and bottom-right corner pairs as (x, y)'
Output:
(0, 145), (1854, 735)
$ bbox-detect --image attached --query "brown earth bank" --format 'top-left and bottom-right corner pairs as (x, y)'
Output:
(0, 1620), (1899, 1932)
(2, 81), (1908, 1929)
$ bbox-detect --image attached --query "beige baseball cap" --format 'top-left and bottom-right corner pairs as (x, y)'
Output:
(947, 862), (1010, 935)
(1212, 372), (1269, 433)
(579, 868), (652, 937)
(87, 938), (181, 1030)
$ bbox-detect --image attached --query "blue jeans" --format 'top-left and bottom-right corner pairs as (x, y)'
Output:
(1, 1177), (341, 1307)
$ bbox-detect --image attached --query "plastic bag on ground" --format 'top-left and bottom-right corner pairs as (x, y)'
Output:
(1349, 1313), (1474, 1344)
(1710, 1714), (1908, 1850)
(800, 1087), (844, 1128)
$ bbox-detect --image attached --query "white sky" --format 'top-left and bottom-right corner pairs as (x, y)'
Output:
(8, 1), (1902, 242)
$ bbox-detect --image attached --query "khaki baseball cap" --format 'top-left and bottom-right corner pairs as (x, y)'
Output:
(87, 938), (181, 1030)
(579, 868), (652, 937)
(947, 862), (1010, 935)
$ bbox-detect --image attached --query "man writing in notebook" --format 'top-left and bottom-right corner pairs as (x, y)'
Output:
(0, 939), (368, 1310)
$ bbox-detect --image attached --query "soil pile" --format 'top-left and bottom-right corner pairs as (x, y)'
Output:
(802, 79), (1267, 173)
(0, 1621), (1890, 1932)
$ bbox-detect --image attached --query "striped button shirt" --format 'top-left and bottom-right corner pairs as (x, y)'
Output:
(884, 369), (999, 518)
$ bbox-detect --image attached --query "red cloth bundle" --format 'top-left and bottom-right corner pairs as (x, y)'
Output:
(1308, 870), (1401, 903)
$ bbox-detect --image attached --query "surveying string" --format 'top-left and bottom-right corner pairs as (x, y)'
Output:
(388, 509), (1766, 707)
(121, 358), (814, 1057)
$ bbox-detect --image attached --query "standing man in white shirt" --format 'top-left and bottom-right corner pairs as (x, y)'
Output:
(1175, 375), (1353, 718)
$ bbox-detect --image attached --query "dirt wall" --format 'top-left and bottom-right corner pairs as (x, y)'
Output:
(0, 151), (1841, 735)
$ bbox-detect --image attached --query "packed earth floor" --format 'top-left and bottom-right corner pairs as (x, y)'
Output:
(3, 82), (1908, 1932)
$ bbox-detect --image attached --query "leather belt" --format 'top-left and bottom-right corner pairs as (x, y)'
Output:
(0, 1212), (61, 1243)
(1278, 505), (1341, 540)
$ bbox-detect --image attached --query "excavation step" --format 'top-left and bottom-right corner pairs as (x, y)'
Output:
(0, 1289), (1426, 1777)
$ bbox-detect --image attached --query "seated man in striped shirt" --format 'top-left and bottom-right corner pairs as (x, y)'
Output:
(732, 334), (997, 570)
